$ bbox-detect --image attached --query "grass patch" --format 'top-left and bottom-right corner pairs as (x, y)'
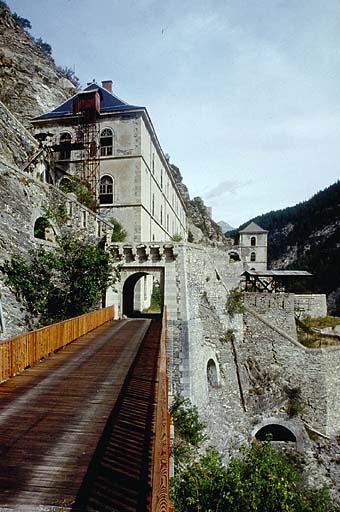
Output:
(303, 315), (340, 329)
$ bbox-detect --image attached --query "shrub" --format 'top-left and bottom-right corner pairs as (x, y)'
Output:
(170, 396), (206, 466)
(59, 177), (97, 211)
(171, 233), (182, 242)
(226, 288), (245, 315)
(220, 328), (235, 343)
(171, 440), (339, 512)
(35, 37), (52, 56)
(42, 199), (68, 225)
(109, 217), (127, 242)
(1, 233), (119, 326)
(12, 12), (31, 29)
(56, 66), (80, 87)
(285, 386), (305, 417)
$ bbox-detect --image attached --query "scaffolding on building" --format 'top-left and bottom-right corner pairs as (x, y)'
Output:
(73, 90), (101, 203)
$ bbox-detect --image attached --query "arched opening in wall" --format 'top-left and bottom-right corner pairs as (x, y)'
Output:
(100, 128), (113, 156)
(255, 424), (296, 442)
(251, 236), (256, 247)
(59, 177), (71, 188)
(250, 252), (256, 262)
(207, 359), (218, 388)
(99, 175), (114, 205)
(34, 217), (55, 242)
(122, 270), (164, 318)
(59, 132), (71, 160)
(229, 251), (241, 262)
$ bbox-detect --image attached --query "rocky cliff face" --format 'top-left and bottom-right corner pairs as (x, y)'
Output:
(0, 3), (76, 129)
(170, 164), (229, 244)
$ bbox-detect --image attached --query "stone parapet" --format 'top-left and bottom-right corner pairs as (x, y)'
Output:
(294, 294), (327, 319)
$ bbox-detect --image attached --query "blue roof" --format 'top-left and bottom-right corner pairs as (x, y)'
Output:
(34, 83), (144, 120)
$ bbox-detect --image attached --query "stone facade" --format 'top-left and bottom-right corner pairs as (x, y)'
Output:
(32, 83), (187, 243)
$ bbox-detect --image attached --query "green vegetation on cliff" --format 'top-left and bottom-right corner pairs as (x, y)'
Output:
(171, 440), (339, 512)
(1, 233), (119, 326)
(170, 398), (339, 511)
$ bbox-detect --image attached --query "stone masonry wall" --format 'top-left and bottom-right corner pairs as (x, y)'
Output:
(170, 243), (250, 451)
(294, 294), (328, 319)
(0, 160), (113, 340)
(241, 293), (340, 435)
(171, 249), (340, 455)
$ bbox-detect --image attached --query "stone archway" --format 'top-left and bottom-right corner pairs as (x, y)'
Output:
(121, 268), (164, 317)
(252, 417), (308, 450)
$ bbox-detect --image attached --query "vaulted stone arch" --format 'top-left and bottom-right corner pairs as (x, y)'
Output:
(252, 417), (308, 450)
(122, 270), (163, 317)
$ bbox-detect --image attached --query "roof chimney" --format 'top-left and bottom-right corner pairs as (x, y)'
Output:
(101, 80), (113, 93)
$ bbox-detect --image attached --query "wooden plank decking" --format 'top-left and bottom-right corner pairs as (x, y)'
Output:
(0, 318), (158, 511)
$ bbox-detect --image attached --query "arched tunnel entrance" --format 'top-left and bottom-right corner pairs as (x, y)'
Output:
(255, 424), (297, 442)
(122, 270), (164, 318)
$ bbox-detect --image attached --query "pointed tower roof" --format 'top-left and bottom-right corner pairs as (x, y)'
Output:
(239, 221), (268, 234)
(33, 82), (144, 121)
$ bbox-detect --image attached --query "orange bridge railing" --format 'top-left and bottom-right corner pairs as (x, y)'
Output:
(150, 307), (173, 512)
(0, 306), (114, 383)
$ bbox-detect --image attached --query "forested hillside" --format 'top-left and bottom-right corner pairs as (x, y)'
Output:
(228, 181), (340, 313)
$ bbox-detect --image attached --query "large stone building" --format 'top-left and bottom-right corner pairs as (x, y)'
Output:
(32, 81), (187, 243)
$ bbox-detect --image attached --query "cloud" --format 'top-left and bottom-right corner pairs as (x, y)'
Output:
(204, 179), (252, 200)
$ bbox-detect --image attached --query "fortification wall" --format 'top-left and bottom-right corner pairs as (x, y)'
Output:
(170, 244), (249, 450)
(0, 160), (113, 340)
(294, 294), (328, 319)
(241, 294), (340, 435)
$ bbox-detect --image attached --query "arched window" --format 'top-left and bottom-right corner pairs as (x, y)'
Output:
(250, 252), (256, 262)
(251, 236), (256, 247)
(100, 128), (113, 156)
(207, 359), (218, 387)
(34, 217), (53, 241)
(60, 132), (71, 160)
(99, 175), (114, 204)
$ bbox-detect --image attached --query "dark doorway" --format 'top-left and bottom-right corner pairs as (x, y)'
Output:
(255, 424), (296, 442)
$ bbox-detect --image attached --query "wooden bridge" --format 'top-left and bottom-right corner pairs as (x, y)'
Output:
(0, 307), (172, 512)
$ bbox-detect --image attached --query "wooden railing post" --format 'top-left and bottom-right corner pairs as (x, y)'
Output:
(149, 307), (172, 512)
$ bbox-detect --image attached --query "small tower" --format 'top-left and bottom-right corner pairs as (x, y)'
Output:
(239, 222), (268, 271)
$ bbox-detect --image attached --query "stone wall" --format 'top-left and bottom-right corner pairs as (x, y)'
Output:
(0, 160), (113, 340)
(0, 101), (37, 168)
(170, 251), (340, 453)
(241, 294), (340, 436)
(294, 294), (328, 319)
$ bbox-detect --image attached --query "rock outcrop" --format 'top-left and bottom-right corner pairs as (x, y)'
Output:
(0, 3), (77, 129)
(170, 163), (228, 244)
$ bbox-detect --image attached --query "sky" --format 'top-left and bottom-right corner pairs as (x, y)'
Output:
(6, 0), (340, 227)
